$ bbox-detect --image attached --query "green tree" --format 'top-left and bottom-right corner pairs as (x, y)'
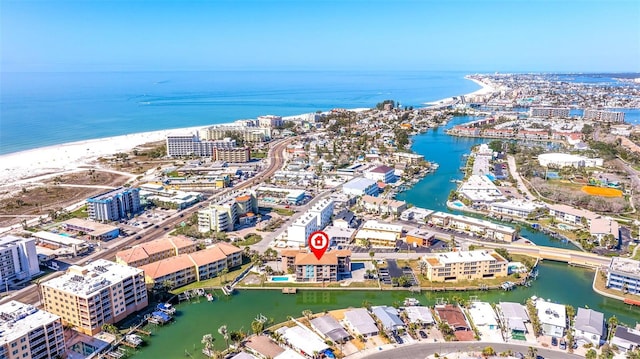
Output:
(607, 316), (618, 341)
(482, 346), (496, 357)
(585, 349), (597, 359)
(251, 320), (264, 335)
(220, 268), (229, 284)
(526, 346), (537, 359)
(302, 309), (313, 320)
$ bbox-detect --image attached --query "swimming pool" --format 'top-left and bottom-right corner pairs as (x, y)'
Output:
(452, 200), (464, 208)
(270, 276), (290, 282)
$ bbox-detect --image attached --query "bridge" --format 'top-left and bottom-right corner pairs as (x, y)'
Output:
(474, 241), (611, 268)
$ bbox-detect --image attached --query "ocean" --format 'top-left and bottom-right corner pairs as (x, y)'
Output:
(0, 71), (480, 155)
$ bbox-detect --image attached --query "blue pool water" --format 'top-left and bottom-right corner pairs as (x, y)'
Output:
(452, 201), (464, 208)
(485, 173), (496, 181)
(271, 276), (290, 282)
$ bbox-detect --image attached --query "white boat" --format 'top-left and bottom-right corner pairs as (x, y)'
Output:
(125, 334), (143, 347)
(403, 298), (420, 306)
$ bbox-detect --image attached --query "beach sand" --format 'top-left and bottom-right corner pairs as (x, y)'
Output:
(0, 126), (205, 187)
(423, 75), (496, 106)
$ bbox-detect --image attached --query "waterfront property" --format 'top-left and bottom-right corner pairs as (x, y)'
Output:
(583, 109), (626, 123)
(488, 200), (545, 219)
(278, 325), (329, 357)
(421, 250), (508, 282)
(86, 187), (141, 222)
(606, 257), (640, 295)
(467, 301), (499, 330)
(280, 249), (351, 282)
(428, 212), (516, 242)
(573, 307), (605, 346)
(497, 302), (530, 340)
(529, 107), (570, 119)
(139, 242), (242, 288)
(166, 134), (236, 157)
(403, 306), (435, 326)
(310, 315), (351, 343)
(41, 259), (148, 336)
(0, 235), (41, 289)
(535, 299), (566, 338)
(115, 235), (197, 267)
(364, 165), (396, 184)
(0, 300), (65, 359)
(611, 326), (640, 352)
(458, 174), (506, 205)
(393, 152), (424, 164)
(354, 220), (403, 247)
(61, 218), (120, 241)
(435, 304), (473, 341)
(343, 308), (378, 337)
(371, 306), (404, 333)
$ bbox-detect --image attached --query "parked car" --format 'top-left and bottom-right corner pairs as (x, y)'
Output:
(419, 331), (428, 339)
(559, 339), (567, 350)
(551, 337), (558, 346)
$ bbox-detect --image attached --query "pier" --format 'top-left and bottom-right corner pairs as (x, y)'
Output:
(282, 288), (297, 294)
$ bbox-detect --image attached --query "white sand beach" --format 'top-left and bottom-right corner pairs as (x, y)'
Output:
(0, 126), (206, 187)
(423, 75), (496, 106)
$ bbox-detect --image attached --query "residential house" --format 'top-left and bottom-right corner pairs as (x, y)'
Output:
(573, 308), (605, 346)
(343, 308), (378, 337)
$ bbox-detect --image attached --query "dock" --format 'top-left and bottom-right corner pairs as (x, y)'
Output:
(282, 288), (297, 294)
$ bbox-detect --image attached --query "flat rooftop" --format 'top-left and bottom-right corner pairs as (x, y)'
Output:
(42, 259), (142, 297)
(0, 300), (61, 345)
(609, 257), (640, 276)
(424, 250), (506, 266)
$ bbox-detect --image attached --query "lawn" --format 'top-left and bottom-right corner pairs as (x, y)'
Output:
(236, 234), (263, 246)
(272, 207), (295, 216)
(593, 270), (639, 300)
(170, 263), (252, 294)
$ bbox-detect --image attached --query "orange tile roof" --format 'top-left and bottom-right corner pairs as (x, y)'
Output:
(189, 247), (227, 267)
(139, 254), (195, 279)
(295, 252), (338, 266)
(280, 250), (300, 257)
(236, 195), (251, 202)
(169, 235), (197, 250)
(215, 241), (242, 256)
(426, 258), (441, 266)
(116, 246), (150, 264)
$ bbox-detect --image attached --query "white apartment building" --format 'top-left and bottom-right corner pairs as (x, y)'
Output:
(41, 259), (148, 336)
(458, 174), (506, 205)
(538, 153), (603, 168)
(166, 135), (237, 157)
(583, 109), (625, 123)
(287, 199), (334, 246)
(0, 301), (65, 359)
(364, 165), (396, 184)
(0, 236), (40, 290)
(529, 107), (570, 118)
(489, 200), (545, 218)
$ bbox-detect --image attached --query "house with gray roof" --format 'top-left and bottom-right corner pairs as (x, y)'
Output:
(343, 308), (378, 337)
(371, 306), (404, 333)
(612, 326), (640, 352)
(498, 302), (529, 339)
(573, 308), (605, 346)
(310, 315), (351, 343)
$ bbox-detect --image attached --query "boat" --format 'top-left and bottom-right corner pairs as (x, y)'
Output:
(125, 334), (144, 347)
(149, 311), (172, 324)
(157, 302), (176, 314)
(403, 298), (420, 306)
(206, 293), (214, 302)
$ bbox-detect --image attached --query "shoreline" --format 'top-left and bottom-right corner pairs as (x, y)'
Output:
(0, 76), (490, 187)
(423, 75), (496, 106)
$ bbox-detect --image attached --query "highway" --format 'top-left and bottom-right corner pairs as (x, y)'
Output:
(360, 342), (583, 359)
(1, 137), (295, 307)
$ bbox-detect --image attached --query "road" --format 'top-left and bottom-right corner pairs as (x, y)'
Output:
(1, 137), (296, 306)
(360, 341), (583, 359)
(507, 155), (535, 200)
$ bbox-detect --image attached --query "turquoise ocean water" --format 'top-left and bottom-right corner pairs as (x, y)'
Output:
(0, 71), (480, 155)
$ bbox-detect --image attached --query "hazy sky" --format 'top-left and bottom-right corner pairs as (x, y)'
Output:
(2, 0), (639, 72)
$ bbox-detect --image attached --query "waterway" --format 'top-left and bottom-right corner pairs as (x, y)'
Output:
(134, 116), (640, 358)
(396, 116), (577, 250)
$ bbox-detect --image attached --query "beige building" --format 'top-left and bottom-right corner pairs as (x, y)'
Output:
(213, 147), (251, 163)
(41, 259), (148, 336)
(354, 220), (403, 247)
(429, 212), (516, 242)
(0, 300), (65, 359)
(422, 250), (508, 282)
(139, 242), (243, 288)
(115, 236), (197, 268)
(280, 249), (351, 282)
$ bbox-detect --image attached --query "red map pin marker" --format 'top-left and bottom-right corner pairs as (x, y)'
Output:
(309, 230), (329, 260)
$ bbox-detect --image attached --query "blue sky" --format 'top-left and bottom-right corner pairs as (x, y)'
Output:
(1, 0), (639, 72)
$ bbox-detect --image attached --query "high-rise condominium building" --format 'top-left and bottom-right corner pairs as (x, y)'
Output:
(0, 301), (65, 359)
(87, 187), (141, 221)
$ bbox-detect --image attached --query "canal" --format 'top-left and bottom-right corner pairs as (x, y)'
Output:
(134, 116), (640, 358)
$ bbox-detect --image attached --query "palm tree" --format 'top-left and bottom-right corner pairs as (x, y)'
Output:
(220, 268), (229, 284)
(526, 346), (537, 359)
(302, 309), (313, 320)
(201, 334), (215, 359)
(251, 320), (264, 335)
(607, 315), (618, 341)
(218, 325), (229, 350)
